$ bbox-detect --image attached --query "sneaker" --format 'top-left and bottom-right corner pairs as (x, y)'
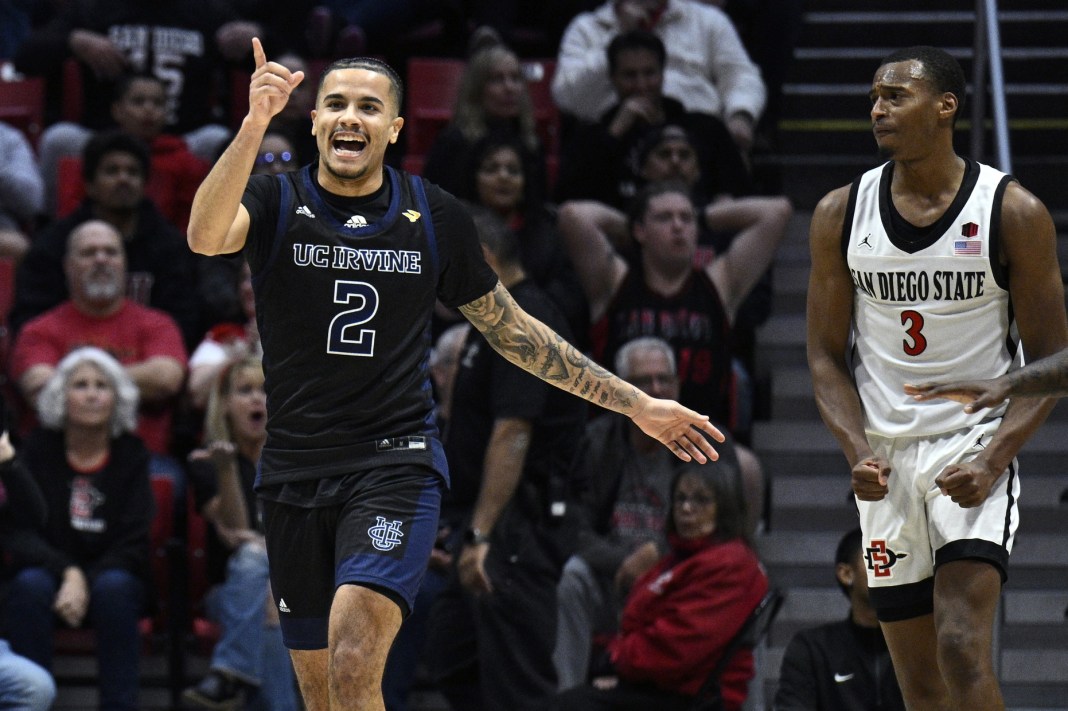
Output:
(181, 671), (247, 710)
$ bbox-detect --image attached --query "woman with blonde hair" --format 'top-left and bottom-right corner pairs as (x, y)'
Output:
(2, 347), (152, 711)
(423, 42), (547, 198)
(182, 355), (299, 710)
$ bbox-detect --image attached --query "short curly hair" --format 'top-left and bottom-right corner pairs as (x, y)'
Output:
(36, 347), (139, 437)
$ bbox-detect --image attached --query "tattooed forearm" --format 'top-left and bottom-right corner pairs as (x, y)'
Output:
(460, 282), (645, 414)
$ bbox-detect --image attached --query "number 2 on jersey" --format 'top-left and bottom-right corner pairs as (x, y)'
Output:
(900, 309), (927, 356)
(328, 280), (379, 356)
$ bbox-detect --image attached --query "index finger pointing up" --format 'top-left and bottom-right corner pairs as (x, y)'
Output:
(252, 36), (266, 69)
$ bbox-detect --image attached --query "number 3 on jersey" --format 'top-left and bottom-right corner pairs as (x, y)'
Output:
(328, 280), (379, 356)
(900, 309), (927, 356)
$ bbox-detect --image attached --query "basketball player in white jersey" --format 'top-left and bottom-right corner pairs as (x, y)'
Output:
(806, 46), (1068, 710)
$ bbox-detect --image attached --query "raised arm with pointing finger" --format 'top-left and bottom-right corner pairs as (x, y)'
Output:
(186, 39), (723, 711)
(188, 38), (304, 257)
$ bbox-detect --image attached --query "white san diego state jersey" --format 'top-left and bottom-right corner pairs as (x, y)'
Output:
(844, 159), (1019, 438)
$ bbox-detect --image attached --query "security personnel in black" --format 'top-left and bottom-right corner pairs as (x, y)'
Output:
(426, 209), (587, 711)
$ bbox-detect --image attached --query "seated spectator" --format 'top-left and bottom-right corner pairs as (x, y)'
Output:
(10, 130), (204, 348)
(635, 123), (788, 394)
(0, 425), (58, 711)
(553, 336), (749, 689)
(422, 41), (546, 198)
(10, 220), (188, 456)
(427, 321), (469, 435)
(253, 132), (300, 177)
(558, 180), (785, 431)
(182, 356), (299, 711)
(554, 30), (750, 209)
(463, 134), (587, 342)
(1, 347), (153, 711)
(55, 73), (210, 232)
(552, 0), (765, 153)
(558, 182), (778, 524)
(552, 460), (768, 711)
(774, 528), (906, 711)
(704, 0), (805, 156)
(0, 120), (45, 262)
(14, 0), (257, 163)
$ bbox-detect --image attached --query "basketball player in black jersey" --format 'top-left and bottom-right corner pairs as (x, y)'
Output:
(186, 38), (724, 711)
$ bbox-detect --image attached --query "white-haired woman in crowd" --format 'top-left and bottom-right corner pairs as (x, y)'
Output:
(2, 347), (153, 711)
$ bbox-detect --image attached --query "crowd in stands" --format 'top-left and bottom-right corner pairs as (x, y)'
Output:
(0, 1), (814, 709)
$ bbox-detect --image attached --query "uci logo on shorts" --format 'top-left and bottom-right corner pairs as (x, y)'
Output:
(368, 516), (405, 551)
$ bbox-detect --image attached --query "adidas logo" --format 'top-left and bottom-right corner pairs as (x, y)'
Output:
(278, 598), (290, 613)
(295, 205), (315, 218)
(344, 214), (368, 229)
(402, 209), (421, 223)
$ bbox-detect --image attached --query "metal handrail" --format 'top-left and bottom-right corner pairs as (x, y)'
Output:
(971, 0), (1010, 680)
(971, 0), (1013, 173)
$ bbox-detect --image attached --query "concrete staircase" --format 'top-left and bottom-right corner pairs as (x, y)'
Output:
(767, 0), (1068, 212)
(749, 210), (1068, 709)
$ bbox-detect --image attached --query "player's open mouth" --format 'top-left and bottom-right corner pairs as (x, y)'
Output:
(332, 133), (367, 157)
(249, 410), (266, 423)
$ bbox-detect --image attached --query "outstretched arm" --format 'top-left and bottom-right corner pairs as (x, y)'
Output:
(187, 37), (304, 256)
(459, 282), (724, 463)
(906, 348), (1068, 411)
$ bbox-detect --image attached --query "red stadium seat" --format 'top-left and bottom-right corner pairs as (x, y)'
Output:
(61, 59), (84, 124)
(56, 156), (84, 218)
(403, 58), (465, 160)
(0, 76), (45, 149)
(185, 490), (220, 654)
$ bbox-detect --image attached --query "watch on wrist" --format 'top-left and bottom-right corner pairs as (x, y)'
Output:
(463, 527), (489, 545)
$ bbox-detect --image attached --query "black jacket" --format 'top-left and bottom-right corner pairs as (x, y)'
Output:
(3, 429), (153, 587)
(774, 616), (905, 711)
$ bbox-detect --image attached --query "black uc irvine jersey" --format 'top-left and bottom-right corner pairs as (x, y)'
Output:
(241, 165), (498, 486)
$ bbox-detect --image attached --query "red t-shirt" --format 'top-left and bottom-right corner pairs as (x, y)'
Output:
(11, 300), (188, 454)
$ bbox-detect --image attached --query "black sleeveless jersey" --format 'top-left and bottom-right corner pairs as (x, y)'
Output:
(241, 165), (498, 486)
(590, 267), (733, 426)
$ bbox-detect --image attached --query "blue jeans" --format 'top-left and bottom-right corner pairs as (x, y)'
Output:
(382, 566), (448, 711)
(0, 639), (56, 711)
(3, 566), (144, 710)
(206, 542), (299, 711)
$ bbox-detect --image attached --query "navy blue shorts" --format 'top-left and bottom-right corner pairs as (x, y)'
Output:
(261, 464), (443, 650)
